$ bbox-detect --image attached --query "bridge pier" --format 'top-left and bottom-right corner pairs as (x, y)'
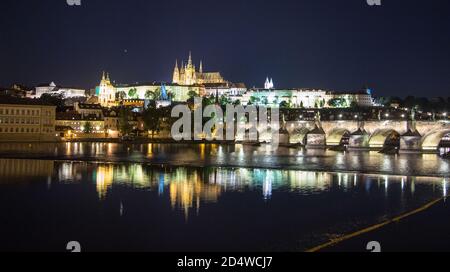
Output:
(306, 125), (326, 148)
(348, 128), (370, 150)
(278, 129), (290, 145)
(400, 129), (422, 153)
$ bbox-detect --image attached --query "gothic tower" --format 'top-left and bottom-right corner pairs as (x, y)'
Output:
(99, 71), (115, 107)
(184, 51), (196, 85)
(172, 52), (225, 86)
(173, 60), (180, 84)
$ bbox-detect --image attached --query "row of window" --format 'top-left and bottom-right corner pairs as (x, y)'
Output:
(0, 108), (42, 116)
(0, 127), (54, 133)
(0, 117), (41, 125)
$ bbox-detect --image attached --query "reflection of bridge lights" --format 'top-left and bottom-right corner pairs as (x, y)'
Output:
(444, 179), (447, 197)
(263, 172), (273, 200)
(96, 165), (114, 199)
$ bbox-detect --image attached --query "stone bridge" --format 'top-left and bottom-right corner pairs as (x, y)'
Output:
(284, 120), (450, 152)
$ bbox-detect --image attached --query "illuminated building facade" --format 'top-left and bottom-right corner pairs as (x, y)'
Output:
(33, 82), (86, 98)
(97, 72), (203, 107)
(95, 55), (374, 108)
(232, 88), (374, 108)
(172, 52), (226, 86)
(0, 98), (56, 141)
(55, 111), (105, 136)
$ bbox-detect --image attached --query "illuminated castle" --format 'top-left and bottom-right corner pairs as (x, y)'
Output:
(172, 52), (226, 86)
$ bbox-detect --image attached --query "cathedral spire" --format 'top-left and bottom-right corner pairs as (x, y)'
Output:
(265, 77), (270, 89)
(188, 51), (192, 67)
(199, 61), (203, 74)
(102, 71), (106, 81)
(173, 59), (180, 84)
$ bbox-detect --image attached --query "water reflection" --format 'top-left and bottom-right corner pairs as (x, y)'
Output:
(2, 158), (450, 251)
(1, 158), (448, 222)
(79, 166), (450, 222)
(0, 143), (449, 177)
(0, 159), (54, 181)
(96, 165), (114, 199)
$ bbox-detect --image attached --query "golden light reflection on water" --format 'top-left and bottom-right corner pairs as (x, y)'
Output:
(0, 159), (54, 180)
(147, 144), (153, 156)
(96, 164), (114, 199)
(1, 158), (449, 220)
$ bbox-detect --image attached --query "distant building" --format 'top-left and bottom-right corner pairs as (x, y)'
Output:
(74, 102), (104, 119)
(103, 108), (120, 138)
(97, 72), (203, 107)
(33, 82), (86, 98)
(204, 83), (247, 98)
(0, 84), (32, 98)
(264, 77), (274, 89)
(230, 88), (374, 108)
(237, 88), (329, 108)
(0, 97), (56, 141)
(55, 110), (105, 137)
(172, 52), (226, 86)
(333, 91), (375, 107)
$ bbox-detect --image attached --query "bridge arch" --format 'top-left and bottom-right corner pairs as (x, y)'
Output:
(421, 129), (450, 151)
(326, 128), (351, 146)
(368, 129), (401, 148)
(289, 127), (310, 145)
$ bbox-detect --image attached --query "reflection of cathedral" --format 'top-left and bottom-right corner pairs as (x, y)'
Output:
(173, 52), (226, 86)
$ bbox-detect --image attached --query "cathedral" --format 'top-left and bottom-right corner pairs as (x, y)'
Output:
(172, 52), (226, 86)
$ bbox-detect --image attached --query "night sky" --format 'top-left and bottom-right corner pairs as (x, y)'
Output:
(0, 0), (449, 97)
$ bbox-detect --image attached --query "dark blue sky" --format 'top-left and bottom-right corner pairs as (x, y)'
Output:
(0, 0), (449, 97)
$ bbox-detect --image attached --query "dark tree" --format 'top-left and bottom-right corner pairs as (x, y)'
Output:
(39, 93), (65, 111)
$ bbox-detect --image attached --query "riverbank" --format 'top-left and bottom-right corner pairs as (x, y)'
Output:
(319, 197), (450, 252)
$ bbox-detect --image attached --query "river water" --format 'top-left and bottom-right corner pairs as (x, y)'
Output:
(0, 143), (448, 251)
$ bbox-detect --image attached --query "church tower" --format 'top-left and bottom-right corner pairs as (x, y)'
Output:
(171, 52), (225, 86)
(173, 60), (180, 84)
(264, 77), (274, 89)
(99, 71), (115, 107)
(184, 51), (196, 85)
(265, 77), (270, 89)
